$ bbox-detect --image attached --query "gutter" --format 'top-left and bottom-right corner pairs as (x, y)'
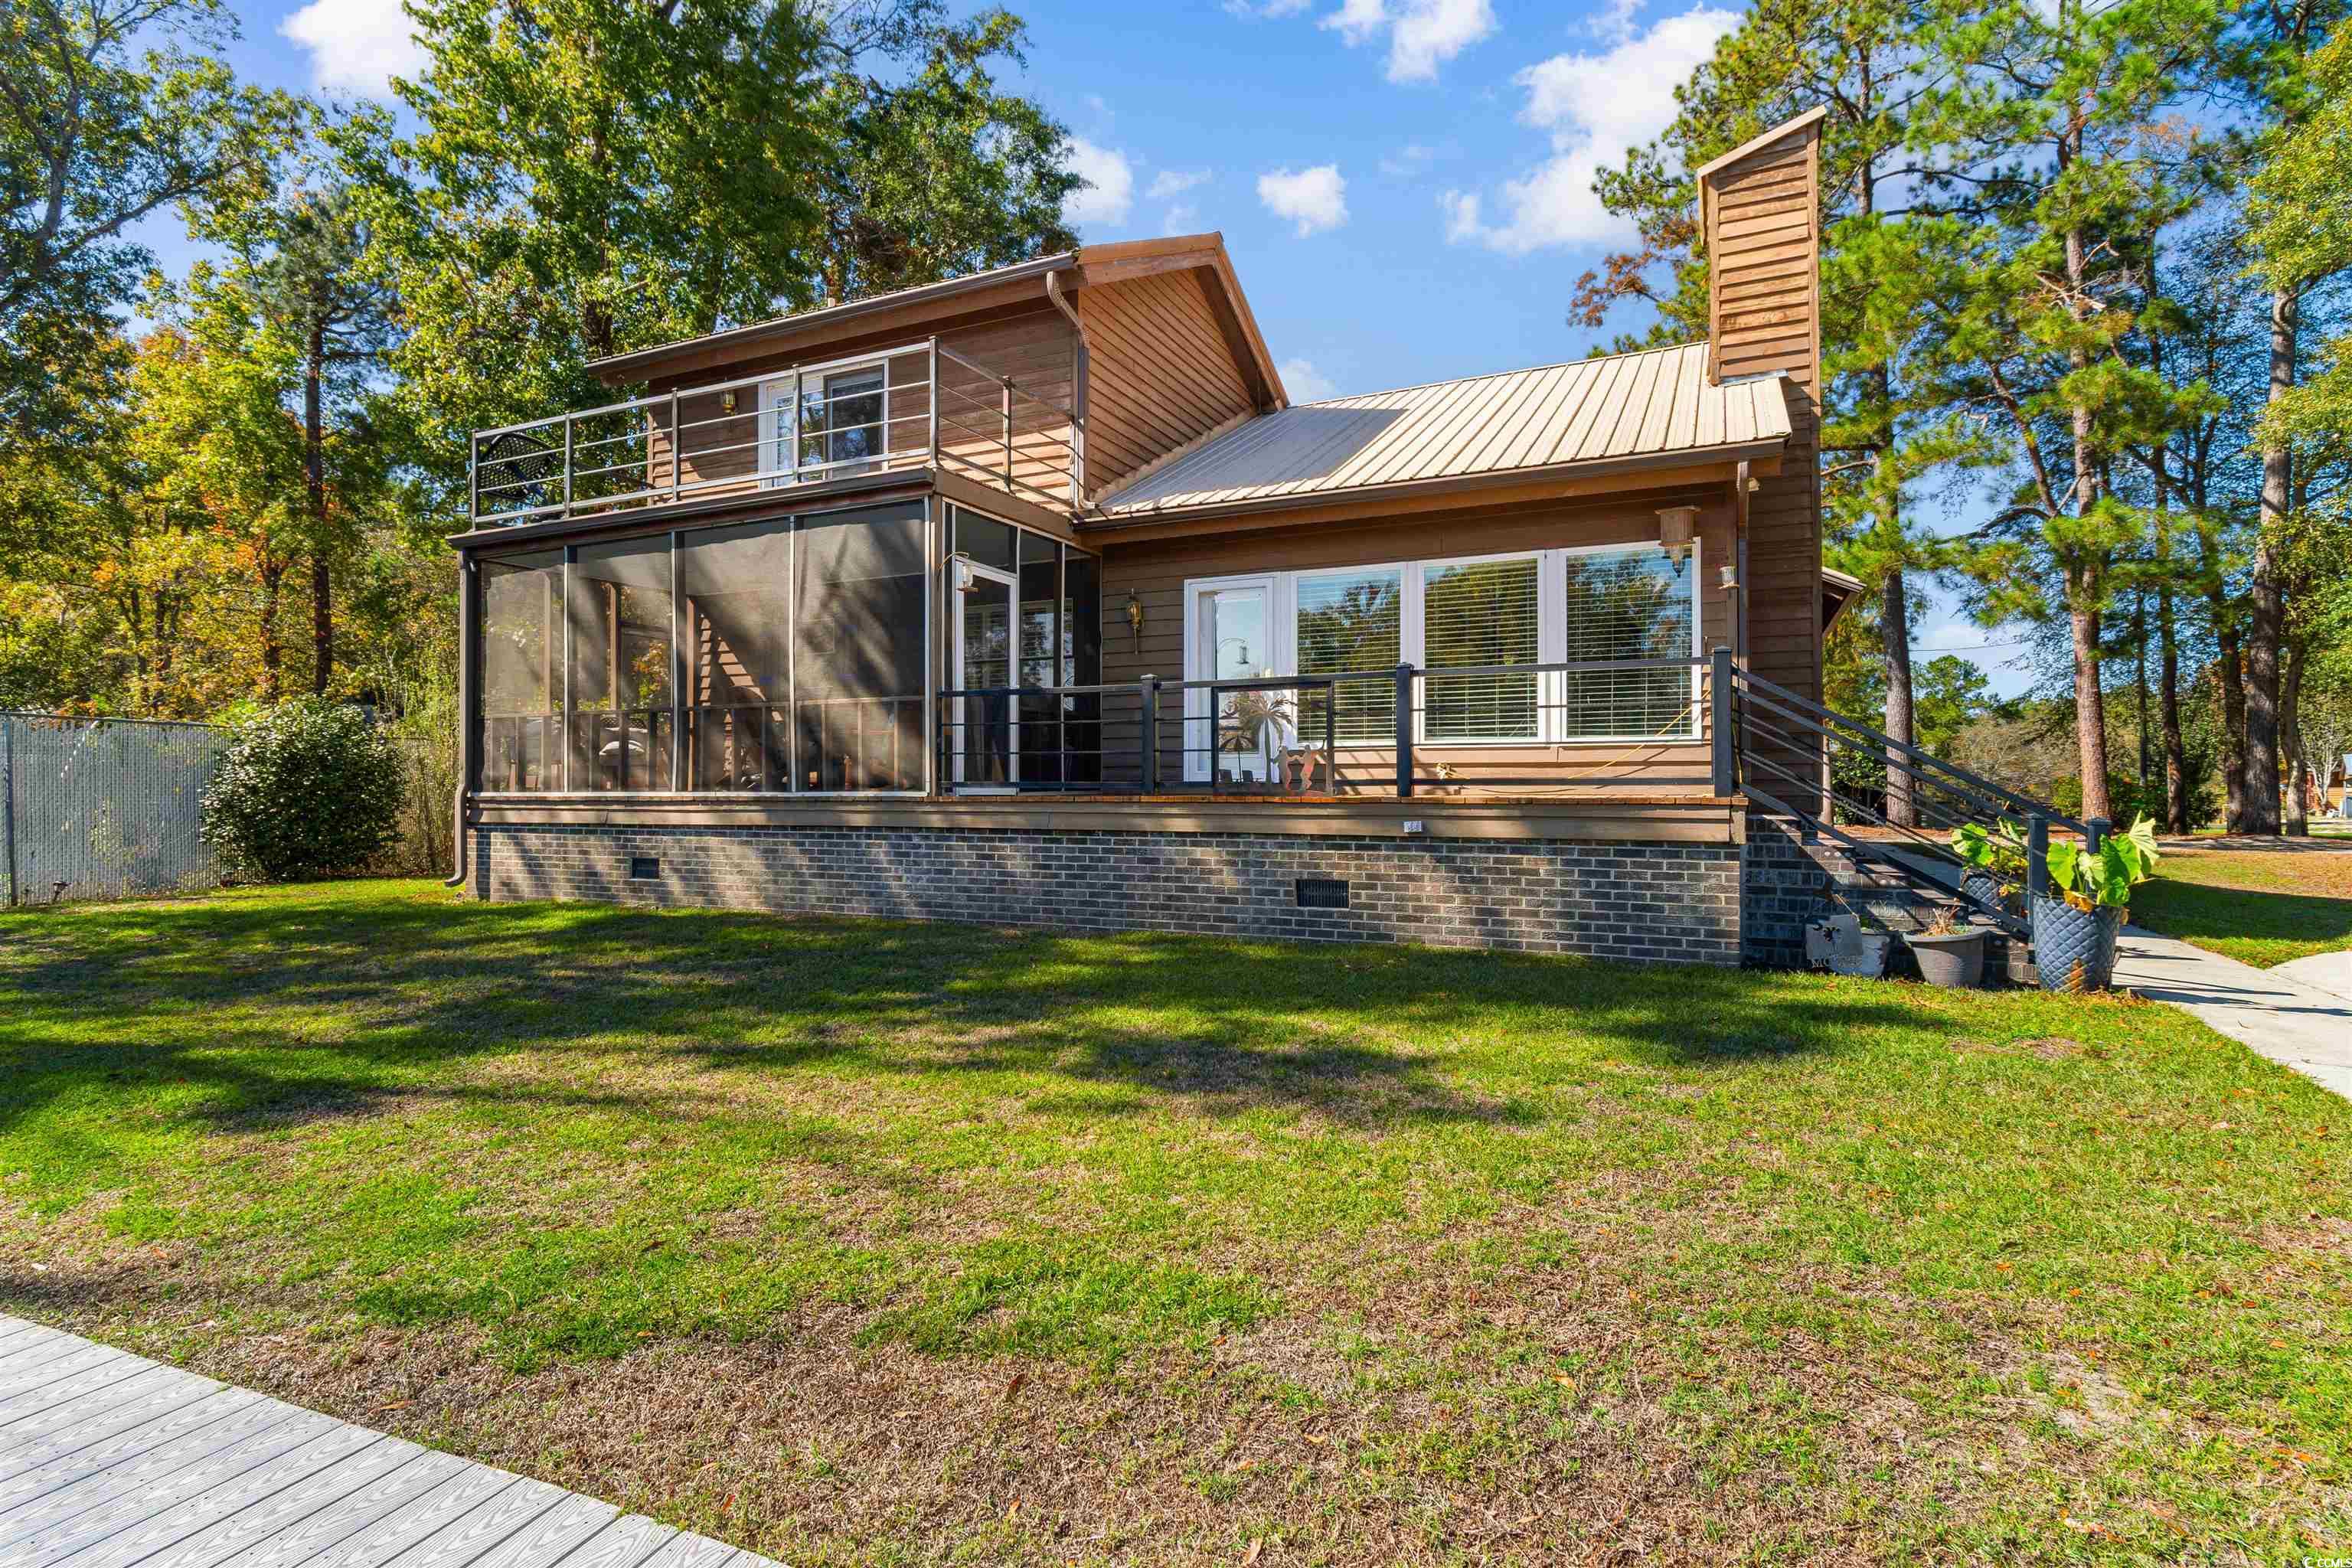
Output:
(1079, 439), (1790, 531)
(445, 467), (936, 551)
(586, 254), (1079, 381)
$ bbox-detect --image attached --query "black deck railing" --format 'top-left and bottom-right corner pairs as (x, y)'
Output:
(934, 654), (1719, 798)
(1723, 663), (2093, 936)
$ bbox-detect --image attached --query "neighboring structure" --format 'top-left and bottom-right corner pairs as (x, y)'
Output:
(445, 110), (2054, 966)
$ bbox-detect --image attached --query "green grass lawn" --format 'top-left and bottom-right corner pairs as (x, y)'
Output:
(1, 880), (2345, 1564)
(2130, 844), (2352, 968)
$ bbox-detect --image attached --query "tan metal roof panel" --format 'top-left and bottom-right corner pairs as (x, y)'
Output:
(1095, 341), (1793, 518)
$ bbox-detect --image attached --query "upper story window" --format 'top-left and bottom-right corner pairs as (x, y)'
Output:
(761, 356), (908, 483)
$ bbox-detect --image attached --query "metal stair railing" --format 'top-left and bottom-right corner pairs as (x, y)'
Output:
(1725, 665), (2092, 939)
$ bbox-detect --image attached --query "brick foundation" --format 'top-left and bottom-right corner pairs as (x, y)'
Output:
(475, 823), (1745, 966)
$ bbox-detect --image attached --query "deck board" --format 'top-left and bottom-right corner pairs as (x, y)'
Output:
(0, 1316), (779, 1568)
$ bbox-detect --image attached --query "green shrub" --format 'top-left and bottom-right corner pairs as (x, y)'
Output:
(201, 697), (404, 881)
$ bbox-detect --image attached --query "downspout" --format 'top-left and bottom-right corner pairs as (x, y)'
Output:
(443, 552), (481, 889)
(1045, 270), (1088, 508)
(1732, 461), (1753, 667)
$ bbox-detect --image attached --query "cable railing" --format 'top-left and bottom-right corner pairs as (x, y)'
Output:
(933, 654), (1726, 798)
(468, 338), (1081, 526)
(1721, 662), (2094, 936)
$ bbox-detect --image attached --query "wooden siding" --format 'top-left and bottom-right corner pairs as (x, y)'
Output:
(1702, 116), (1822, 729)
(1076, 267), (1263, 500)
(1093, 492), (1736, 796)
(643, 305), (1077, 514)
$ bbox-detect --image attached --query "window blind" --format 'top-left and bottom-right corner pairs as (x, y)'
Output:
(1295, 567), (1402, 743)
(1560, 547), (1696, 738)
(1423, 557), (1540, 740)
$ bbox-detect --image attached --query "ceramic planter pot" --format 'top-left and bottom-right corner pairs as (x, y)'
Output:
(1805, 914), (1894, 978)
(2030, 894), (2123, 992)
(1907, 927), (1988, 988)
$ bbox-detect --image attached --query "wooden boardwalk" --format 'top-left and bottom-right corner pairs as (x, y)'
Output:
(0, 1315), (778, 1568)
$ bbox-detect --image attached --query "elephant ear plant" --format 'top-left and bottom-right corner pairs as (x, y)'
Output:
(2045, 815), (2163, 911)
(2029, 815), (2162, 993)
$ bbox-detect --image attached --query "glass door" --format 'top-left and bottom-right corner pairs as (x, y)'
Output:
(1185, 581), (1276, 784)
(956, 563), (1018, 787)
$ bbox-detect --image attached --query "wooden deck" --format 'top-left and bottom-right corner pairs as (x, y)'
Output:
(0, 1315), (775, 1568)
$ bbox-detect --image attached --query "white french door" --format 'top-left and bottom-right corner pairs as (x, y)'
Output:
(1183, 577), (1285, 785)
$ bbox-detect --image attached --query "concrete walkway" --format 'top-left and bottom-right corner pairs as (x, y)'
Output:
(2115, 926), (2352, 1100)
(2273, 949), (2352, 1004)
(0, 1315), (777, 1568)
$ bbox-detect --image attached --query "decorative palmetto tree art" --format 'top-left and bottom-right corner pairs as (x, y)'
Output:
(1217, 688), (1295, 774)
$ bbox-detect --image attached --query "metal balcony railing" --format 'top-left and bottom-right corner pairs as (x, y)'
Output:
(467, 338), (1080, 526)
(934, 655), (1721, 798)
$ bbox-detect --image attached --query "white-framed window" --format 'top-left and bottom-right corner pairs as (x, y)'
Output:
(1180, 541), (1702, 747)
(759, 354), (895, 483)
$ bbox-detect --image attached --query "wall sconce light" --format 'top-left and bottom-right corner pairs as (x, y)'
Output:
(1125, 590), (1145, 651)
(721, 390), (737, 415)
(1655, 505), (1699, 577)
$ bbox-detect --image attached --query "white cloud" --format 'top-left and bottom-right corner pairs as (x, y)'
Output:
(1147, 169), (1211, 201)
(1279, 358), (1340, 402)
(1161, 203), (1201, 235)
(1445, 5), (1739, 254)
(1063, 137), (1135, 228)
(1594, 0), (1647, 41)
(279, 0), (428, 96)
(1380, 142), (1436, 178)
(1257, 165), (1349, 236)
(1321, 0), (1495, 83)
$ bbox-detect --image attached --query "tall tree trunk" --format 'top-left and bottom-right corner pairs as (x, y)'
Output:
(2282, 638), (2308, 837)
(259, 556), (286, 704)
(2245, 283), (2296, 834)
(2132, 589), (2150, 799)
(2211, 593), (2247, 833)
(1881, 563), (1915, 828)
(2061, 173), (2111, 824)
(305, 320), (332, 696)
(2158, 581), (2185, 833)
(2071, 596), (2110, 824)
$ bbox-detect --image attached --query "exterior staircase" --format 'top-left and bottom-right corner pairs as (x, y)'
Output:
(1724, 665), (2096, 983)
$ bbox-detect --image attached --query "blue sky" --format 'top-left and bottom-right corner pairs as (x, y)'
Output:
(154, 0), (2033, 694)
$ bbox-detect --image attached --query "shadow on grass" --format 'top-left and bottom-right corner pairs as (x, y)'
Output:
(0, 883), (1949, 1143)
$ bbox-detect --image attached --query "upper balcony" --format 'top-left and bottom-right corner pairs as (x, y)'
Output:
(467, 338), (1080, 528)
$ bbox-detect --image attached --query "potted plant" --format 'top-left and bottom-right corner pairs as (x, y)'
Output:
(2030, 816), (2161, 993)
(1949, 819), (2027, 920)
(1905, 905), (1988, 988)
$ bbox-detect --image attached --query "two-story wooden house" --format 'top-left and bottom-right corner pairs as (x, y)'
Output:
(445, 111), (2053, 967)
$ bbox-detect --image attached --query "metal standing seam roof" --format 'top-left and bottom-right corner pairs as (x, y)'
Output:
(1093, 341), (1793, 517)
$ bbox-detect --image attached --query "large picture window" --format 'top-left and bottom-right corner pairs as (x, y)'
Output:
(1423, 555), (1540, 741)
(1295, 567), (1401, 743)
(1560, 545), (1698, 740)
(1181, 540), (1701, 751)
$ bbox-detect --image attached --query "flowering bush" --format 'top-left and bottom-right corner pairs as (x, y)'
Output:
(201, 697), (403, 881)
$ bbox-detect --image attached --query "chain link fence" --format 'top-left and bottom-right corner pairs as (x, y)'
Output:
(2, 714), (230, 906)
